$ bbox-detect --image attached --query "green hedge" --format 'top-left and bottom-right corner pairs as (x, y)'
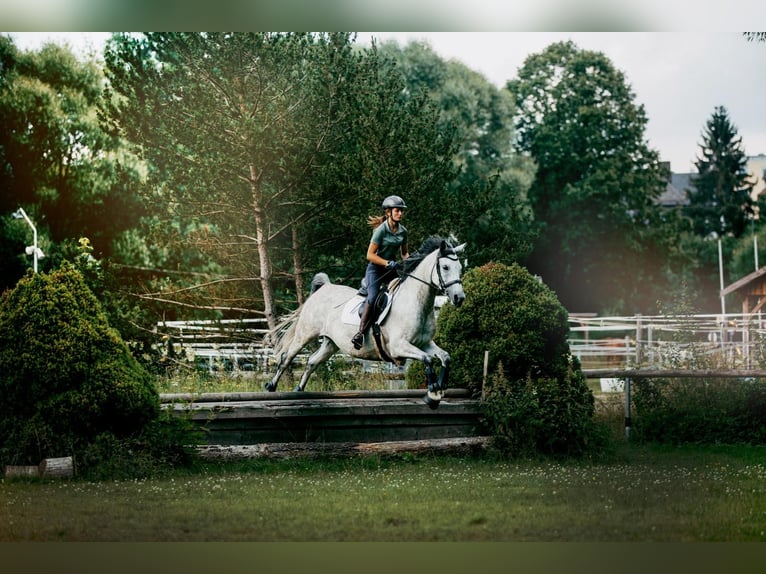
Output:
(633, 377), (766, 444)
(413, 262), (607, 457)
(0, 262), (161, 470)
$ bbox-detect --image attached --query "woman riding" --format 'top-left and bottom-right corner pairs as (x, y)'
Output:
(351, 195), (409, 350)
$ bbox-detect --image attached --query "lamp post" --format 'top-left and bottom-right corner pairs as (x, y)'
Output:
(12, 207), (44, 273)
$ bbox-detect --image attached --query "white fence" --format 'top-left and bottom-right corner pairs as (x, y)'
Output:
(569, 312), (766, 370)
(156, 317), (406, 377)
(157, 310), (766, 376)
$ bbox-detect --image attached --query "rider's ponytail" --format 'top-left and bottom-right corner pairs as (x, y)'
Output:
(367, 214), (386, 228)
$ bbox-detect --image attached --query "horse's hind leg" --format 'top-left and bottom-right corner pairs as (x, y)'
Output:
(265, 351), (290, 392)
(265, 328), (320, 392)
(295, 337), (339, 392)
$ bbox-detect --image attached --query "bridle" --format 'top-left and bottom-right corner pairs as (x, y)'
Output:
(401, 251), (463, 294)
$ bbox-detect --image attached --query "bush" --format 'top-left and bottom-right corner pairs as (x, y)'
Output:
(632, 377), (766, 444)
(481, 363), (605, 457)
(429, 262), (607, 457)
(0, 263), (169, 472)
(436, 262), (573, 391)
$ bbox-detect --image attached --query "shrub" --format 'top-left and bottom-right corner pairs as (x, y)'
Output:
(632, 377), (766, 444)
(428, 262), (607, 457)
(0, 263), (164, 471)
(436, 262), (573, 392)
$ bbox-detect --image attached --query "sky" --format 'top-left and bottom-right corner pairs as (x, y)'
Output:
(8, 31), (766, 174)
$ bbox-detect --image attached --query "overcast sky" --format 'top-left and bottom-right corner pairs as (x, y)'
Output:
(9, 31), (766, 174)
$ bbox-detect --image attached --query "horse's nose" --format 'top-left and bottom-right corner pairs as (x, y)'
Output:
(453, 292), (465, 307)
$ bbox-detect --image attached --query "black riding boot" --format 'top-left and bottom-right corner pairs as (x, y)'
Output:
(351, 302), (374, 350)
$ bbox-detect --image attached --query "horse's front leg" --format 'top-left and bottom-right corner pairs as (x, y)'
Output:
(386, 340), (446, 410)
(421, 341), (451, 392)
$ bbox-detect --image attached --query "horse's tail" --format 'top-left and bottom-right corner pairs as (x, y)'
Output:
(270, 272), (332, 357)
(269, 308), (300, 358)
(310, 272), (331, 294)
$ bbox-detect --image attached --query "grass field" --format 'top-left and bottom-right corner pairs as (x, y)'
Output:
(3, 443), (766, 542)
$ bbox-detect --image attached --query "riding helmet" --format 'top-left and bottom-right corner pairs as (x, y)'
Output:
(381, 195), (407, 210)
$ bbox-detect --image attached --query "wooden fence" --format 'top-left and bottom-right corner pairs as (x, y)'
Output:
(569, 312), (766, 371)
(157, 312), (766, 376)
(161, 388), (488, 457)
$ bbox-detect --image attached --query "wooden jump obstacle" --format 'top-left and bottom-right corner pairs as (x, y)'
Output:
(161, 389), (489, 458)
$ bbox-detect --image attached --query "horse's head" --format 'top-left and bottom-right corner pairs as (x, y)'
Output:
(438, 240), (466, 307)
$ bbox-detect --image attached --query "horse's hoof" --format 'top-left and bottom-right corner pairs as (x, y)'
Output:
(265, 382), (276, 392)
(294, 385), (303, 392)
(423, 391), (441, 410)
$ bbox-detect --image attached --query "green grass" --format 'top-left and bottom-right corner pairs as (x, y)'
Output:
(3, 444), (766, 541)
(155, 360), (398, 395)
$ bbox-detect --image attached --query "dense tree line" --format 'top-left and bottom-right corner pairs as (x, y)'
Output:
(1, 33), (761, 344)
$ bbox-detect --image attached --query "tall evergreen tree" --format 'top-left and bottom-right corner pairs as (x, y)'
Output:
(685, 105), (755, 239)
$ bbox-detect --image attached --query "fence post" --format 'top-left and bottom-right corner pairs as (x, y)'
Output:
(624, 377), (632, 441)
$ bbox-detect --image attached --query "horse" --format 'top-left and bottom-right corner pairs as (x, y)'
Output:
(265, 237), (466, 409)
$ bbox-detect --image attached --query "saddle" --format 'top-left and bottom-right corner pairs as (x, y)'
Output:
(356, 277), (401, 322)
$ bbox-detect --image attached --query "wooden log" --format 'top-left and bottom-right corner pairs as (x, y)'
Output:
(4, 465), (39, 478)
(196, 436), (491, 461)
(39, 456), (74, 478)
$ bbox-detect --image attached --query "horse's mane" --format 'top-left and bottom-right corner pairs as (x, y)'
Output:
(402, 236), (452, 274)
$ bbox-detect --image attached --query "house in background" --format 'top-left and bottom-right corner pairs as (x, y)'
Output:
(656, 161), (692, 208)
(747, 153), (766, 201)
(657, 154), (766, 210)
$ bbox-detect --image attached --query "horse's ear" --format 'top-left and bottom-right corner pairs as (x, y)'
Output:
(453, 243), (466, 254)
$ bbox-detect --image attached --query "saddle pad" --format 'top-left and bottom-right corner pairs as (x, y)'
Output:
(341, 297), (365, 325)
(340, 291), (395, 326)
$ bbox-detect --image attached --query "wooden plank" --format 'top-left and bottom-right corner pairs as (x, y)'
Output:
(169, 397), (480, 420)
(4, 465), (39, 478)
(165, 390), (487, 446)
(39, 456), (74, 478)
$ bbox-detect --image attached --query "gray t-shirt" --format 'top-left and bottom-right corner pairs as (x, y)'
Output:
(370, 220), (408, 262)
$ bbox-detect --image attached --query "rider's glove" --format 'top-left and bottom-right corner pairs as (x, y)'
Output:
(386, 260), (400, 271)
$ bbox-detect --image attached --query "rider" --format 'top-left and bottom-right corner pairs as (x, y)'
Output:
(351, 195), (409, 350)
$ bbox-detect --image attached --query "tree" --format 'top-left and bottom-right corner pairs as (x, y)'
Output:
(507, 41), (670, 313)
(377, 40), (536, 266)
(103, 33), (459, 329)
(0, 35), (145, 291)
(685, 105), (755, 239)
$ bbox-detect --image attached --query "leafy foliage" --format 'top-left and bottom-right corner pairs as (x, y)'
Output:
(633, 377), (766, 445)
(437, 262), (572, 391)
(377, 40), (537, 267)
(432, 261), (605, 457)
(507, 40), (670, 313)
(0, 262), (160, 468)
(0, 35), (146, 291)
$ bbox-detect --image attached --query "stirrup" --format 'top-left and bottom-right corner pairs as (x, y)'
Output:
(351, 331), (364, 350)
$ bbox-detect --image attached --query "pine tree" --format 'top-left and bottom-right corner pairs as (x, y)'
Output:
(686, 105), (755, 239)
